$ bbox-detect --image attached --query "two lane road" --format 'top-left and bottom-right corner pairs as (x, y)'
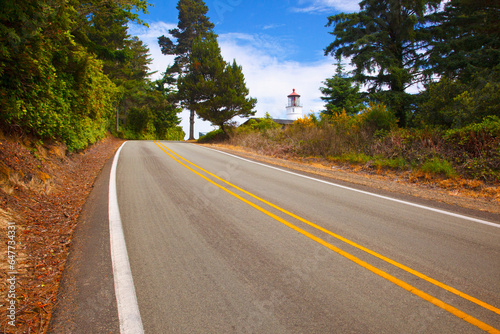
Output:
(52, 140), (500, 333)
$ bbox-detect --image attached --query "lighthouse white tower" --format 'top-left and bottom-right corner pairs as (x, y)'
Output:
(286, 89), (303, 120)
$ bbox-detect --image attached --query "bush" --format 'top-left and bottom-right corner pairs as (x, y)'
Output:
(198, 128), (227, 143)
(444, 116), (500, 151)
(225, 107), (499, 181)
(358, 103), (398, 132)
(420, 158), (456, 178)
(293, 114), (318, 127)
(417, 69), (500, 129)
(237, 113), (280, 134)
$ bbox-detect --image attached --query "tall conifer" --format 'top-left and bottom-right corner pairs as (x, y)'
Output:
(325, 0), (441, 126)
(158, 0), (215, 139)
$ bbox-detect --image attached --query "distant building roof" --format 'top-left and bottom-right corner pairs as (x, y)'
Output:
(273, 119), (295, 125)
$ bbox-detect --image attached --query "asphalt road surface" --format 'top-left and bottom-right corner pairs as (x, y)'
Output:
(50, 140), (500, 333)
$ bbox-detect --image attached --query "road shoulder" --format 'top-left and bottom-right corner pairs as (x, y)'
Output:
(48, 155), (119, 333)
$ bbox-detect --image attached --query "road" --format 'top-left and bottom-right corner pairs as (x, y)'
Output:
(50, 140), (500, 333)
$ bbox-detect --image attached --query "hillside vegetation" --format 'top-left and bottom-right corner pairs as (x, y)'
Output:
(0, 0), (184, 151)
(215, 110), (499, 184)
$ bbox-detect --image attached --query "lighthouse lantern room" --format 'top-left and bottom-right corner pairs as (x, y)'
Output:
(286, 89), (303, 120)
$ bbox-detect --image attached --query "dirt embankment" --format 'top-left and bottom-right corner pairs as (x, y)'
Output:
(0, 132), (123, 333)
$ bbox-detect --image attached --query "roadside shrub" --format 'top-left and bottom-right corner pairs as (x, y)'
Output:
(225, 110), (499, 181)
(198, 128), (227, 143)
(358, 103), (398, 132)
(444, 116), (500, 180)
(293, 114), (318, 127)
(420, 158), (456, 178)
(444, 116), (500, 154)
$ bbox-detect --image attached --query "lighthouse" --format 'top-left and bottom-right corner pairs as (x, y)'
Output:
(286, 89), (303, 120)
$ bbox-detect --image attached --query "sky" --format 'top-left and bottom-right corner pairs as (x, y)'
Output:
(129, 0), (361, 138)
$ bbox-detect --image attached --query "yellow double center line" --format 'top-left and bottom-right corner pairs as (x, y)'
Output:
(154, 141), (499, 333)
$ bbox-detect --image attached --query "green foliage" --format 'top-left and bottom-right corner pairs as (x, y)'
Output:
(417, 69), (500, 128)
(445, 116), (500, 145)
(339, 152), (372, 164)
(320, 57), (365, 117)
(427, 0), (500, 81)
(325, 0), (441, 126)
(0, 0), (182, 149)
(240, 115), (280, 133)
(197, 128), (226, 143)
(358, 103), (398, 132)
(179, 35), (256, 135)
(0, 0), (119, 150)
(420, 158), (456, 178)
(444, 117), (500, 179)
(158, 0), (215, 75)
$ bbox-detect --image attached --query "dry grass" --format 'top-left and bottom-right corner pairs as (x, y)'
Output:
(213, 117), (500, 210)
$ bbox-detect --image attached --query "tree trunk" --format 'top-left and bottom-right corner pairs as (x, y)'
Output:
(188, 109), (195, 140)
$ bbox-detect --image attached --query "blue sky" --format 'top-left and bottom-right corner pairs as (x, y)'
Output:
(129, 0), (360, 138)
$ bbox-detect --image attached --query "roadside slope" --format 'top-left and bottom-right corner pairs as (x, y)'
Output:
(0, 133), (123, 333)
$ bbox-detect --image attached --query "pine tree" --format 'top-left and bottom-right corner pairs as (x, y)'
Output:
(178, 35), (256, 136)
(320, 57), (365, 117)
(325, 0), (441, 127)
(158, 0), (215, 139)
(427, 0), (500, 82)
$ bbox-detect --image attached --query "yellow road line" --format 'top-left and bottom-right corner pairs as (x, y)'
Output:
(156, 141), (500, 317)
(154, 141), (500, 333)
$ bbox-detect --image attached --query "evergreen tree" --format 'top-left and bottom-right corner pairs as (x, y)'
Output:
(158, 0), (215, 139)
(178, 35), (256, 136)
(427, 0), (500, 82)
(320, 57), (365, 117)
(325, 0), (441, 127)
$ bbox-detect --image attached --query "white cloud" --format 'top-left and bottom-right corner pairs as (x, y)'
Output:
(292, 0), (359, 13)
(218, 32), (335, 120)
(262, 23), (286, 30)
(129, 22), (338, 139)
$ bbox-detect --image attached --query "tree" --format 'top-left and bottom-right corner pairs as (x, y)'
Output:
(178, 35), (256, 136)
(325, 0), (441, 127)
(115, 36), (153, 131)
(416, 68), (500, 128)
(427, 0), (500, 82)
(0, 0), (118, 150)
(158, 0), (215, 140)
(320, 56), (365, 117)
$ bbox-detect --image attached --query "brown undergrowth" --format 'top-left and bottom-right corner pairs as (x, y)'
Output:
(0, 131), (123, 333)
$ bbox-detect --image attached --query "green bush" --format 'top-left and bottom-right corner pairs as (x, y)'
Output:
(417, 69), (500, 129)
(198, 129), (227, 143)
(444, 116), (500, 149)
(358, 103), (398, 132)
(420, 157), (456, 177)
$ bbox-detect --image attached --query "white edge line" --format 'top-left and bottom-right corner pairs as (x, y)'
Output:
(199, 145), (499, 228)
(109, 142), (145, 334)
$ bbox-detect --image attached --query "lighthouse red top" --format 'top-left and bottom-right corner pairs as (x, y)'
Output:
(288, 88), (300, 97)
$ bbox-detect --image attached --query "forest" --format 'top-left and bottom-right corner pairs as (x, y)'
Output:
(0, 0), (184, 151)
